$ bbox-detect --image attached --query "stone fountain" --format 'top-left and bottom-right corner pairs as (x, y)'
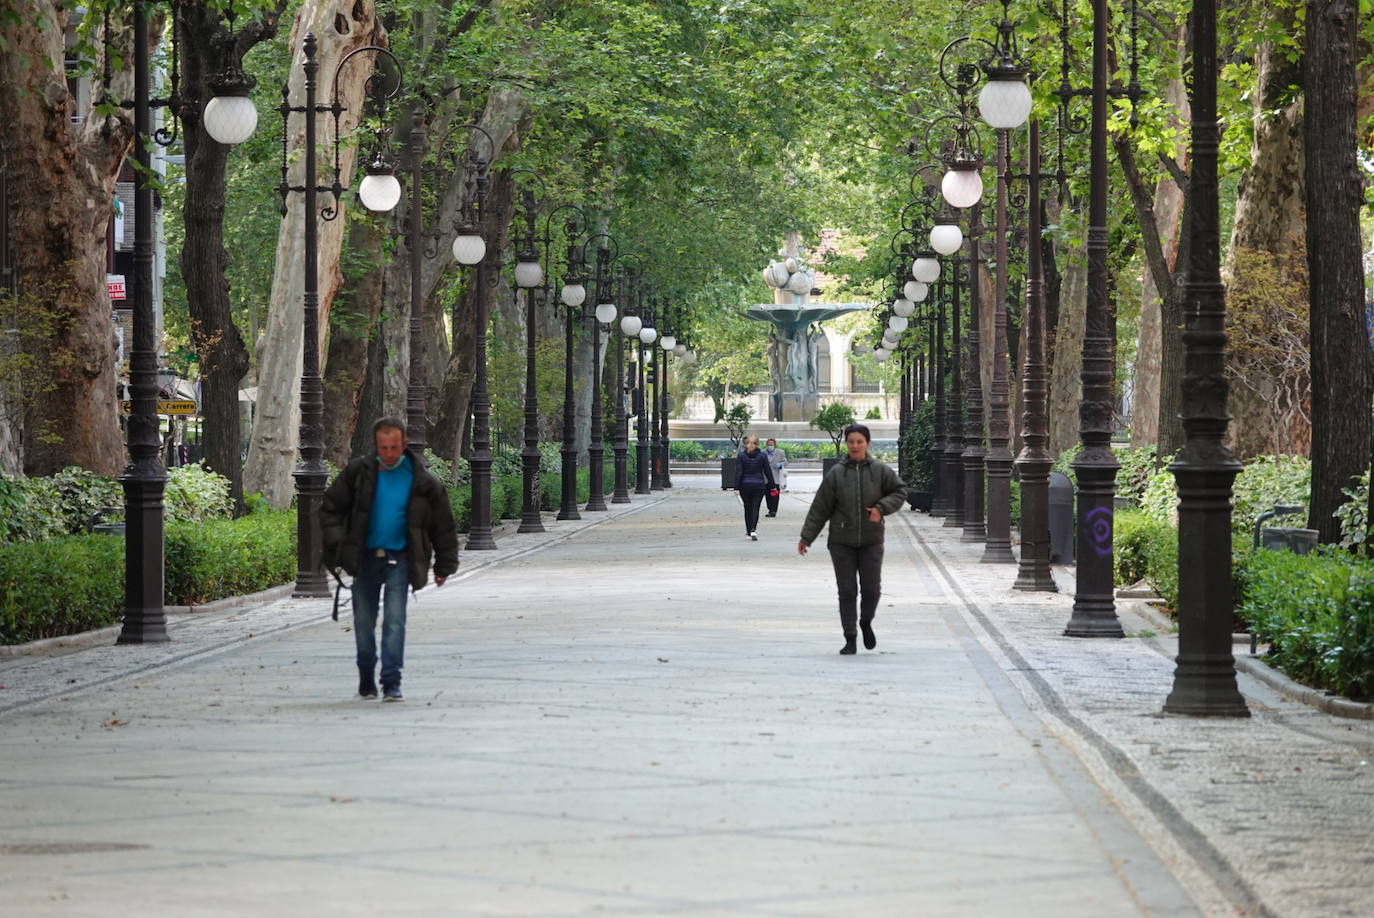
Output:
(746, 257), (868, 421)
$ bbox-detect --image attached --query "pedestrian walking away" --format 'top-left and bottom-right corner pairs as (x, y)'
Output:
(763, 437), (787, 516)
(321, 417), (459, 701)
(733, 433), (776, 541)
(797, 423), (907, 654)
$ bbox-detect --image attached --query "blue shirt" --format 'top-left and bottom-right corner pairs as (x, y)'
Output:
(366, 454), (413, 551)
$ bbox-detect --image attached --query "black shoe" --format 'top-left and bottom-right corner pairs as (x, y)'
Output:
(766, 512), (776, 517)
(840, 636), (857, 655)
(382, 686), (403, 702)
(359, 671), (378, 699)
(861, 620), (876, 650)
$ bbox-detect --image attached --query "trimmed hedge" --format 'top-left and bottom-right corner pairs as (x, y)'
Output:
(1237, 549), (1374, 701)
(1111, 509), (1179, 609)
(0, 509), (297, 645)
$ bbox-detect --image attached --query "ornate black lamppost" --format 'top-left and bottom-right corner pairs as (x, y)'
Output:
(541, 212), (590, 521)
(273, 38), (406, 594)
(1163, 0), (1248, 716)
(582, 236), (620, 512)
(511, 182), (548, 534)
(928, 277), (948, 516)
(1013, 117), (1059, 591)
(610, 259), (647, 504)
(1058, 0), (1139, 635)
(117, 2), (177, 639)
(634, 304), (654, 496)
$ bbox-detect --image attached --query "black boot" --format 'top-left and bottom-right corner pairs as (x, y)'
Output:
(358, 668), (378, 699)
(839, 635), (857, 655)
(860, 619), (876, 650)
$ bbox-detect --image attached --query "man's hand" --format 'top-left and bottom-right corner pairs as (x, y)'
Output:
(435, 575), (448, 587)
(866, 507), (883, 522)
(797, 540), (809, 556)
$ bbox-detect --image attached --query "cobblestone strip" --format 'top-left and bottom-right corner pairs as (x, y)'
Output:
(898, 511), (1374, 918)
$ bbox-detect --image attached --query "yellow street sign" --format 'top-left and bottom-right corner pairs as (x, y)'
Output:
(120, 400), (198, 416)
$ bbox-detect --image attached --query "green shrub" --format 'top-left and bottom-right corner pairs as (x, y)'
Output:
(1239, 549), (1374, 700)
(902, 400), (935, 489)
(669, 440), (706, 461)
(1232, 455), (1310, 538)
(1140, 519), (1180, 609)
(0, 510), (298, 645)
(1334, 470), (1369, 549)
(164, 511), (296, 604)
(1113, 509), (1162, 586)
(0, 534), (126, 643)
(1115, 446), (1161, 503)
(0, 475), (65, 543)
(864, 406), (882, 420)
(164, 464), (233, 523)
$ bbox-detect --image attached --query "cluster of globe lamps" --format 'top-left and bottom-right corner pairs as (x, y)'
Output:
(198, 86), (697, 357)
(873, 56), (1033, 365)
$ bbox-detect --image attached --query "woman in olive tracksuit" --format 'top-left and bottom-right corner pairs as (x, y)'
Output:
(797, 424), (908, 654)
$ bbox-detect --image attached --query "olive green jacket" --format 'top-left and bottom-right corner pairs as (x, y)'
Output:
(799, 457), (908, 548)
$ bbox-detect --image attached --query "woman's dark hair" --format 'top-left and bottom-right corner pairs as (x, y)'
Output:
(842, 423), (871, 443)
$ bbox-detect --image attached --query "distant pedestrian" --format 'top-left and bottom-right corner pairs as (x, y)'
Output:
(734, 433), (776, 541)
(764, 438), (788, 517)
(797, 424), (907, 654)
(321, 418), (459, 701)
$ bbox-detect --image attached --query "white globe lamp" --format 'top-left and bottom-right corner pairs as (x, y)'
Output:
(560, 283), (586, 307)
(595, 301), (617, 325)
(979, 75), (1033, 129)
(358, 167), (402, 213)
(452, 231), (486, 265)
(911, 257), (940, 284)
(620, 314), (642, 337)
(930, 223), (964, 255)
(941, 166), (984, 209)
(892, 297), (915, 318)
(202, 91), (258, 145)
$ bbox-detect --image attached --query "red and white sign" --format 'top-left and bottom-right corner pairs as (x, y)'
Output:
(107, 274), (126, 302)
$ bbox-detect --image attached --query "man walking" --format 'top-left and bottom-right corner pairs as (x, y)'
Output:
(321, 418), (459, 701)
(764, 438), (787, 516)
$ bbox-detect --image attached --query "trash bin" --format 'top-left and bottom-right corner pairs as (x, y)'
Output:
(1048, 471), (1074, 564)
(720, 456), (737, 490)
(1260, 527), (1319, 555)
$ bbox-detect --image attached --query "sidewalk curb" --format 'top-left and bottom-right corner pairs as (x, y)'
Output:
(1234, 654), (1374, 721)
(1117, 590), (1374, 721)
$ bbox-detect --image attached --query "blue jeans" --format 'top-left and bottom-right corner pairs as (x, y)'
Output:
(352, 550), (410, 689)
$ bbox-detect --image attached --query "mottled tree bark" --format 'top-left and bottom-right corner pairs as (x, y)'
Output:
(1305, 0), (1370, 543)
(1224, 27), (1308, 459)
(1047, 241), (1086, 457)
(2, 2), (136, 476)
(322, 217), (385, 466)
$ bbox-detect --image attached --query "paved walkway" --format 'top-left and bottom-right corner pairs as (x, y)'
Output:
(2, 474), (1372, 916)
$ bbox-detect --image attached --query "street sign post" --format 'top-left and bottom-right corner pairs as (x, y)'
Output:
(120, 399), (197, 416)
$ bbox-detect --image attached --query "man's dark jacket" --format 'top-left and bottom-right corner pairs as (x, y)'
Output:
(799, 456), (907, 548)
(320, 448), (459, 590)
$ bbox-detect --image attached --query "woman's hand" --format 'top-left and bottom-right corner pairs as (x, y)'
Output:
(797, 540), (809, 556)
(866, 507), (883, 522)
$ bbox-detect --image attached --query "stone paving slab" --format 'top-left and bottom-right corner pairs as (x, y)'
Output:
(0, 476), (1366, 916)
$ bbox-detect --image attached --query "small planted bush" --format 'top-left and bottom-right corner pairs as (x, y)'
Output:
(1239, 549), (1374, 701)
(0, 509), (298, 645)
(164, 464), (233, 523)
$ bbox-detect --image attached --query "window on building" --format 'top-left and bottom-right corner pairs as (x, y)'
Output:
(816, 335), (831, 393)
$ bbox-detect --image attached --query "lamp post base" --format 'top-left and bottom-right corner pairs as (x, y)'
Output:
(1163, 656), (1251, 717)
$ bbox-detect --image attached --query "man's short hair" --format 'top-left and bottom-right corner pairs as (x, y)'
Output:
(766, 438), (777, 445)
(373, 417), (407, 439)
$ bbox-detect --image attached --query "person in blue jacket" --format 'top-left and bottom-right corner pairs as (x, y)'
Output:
(733, 434), (777, 541)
